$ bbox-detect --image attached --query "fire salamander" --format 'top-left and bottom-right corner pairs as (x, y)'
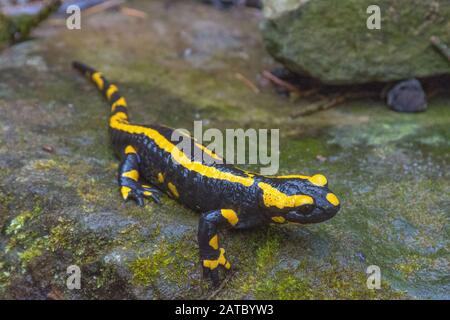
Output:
(72, 61), (341, 286)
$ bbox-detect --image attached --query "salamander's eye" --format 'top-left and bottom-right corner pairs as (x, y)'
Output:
(298, 204), (314, 215)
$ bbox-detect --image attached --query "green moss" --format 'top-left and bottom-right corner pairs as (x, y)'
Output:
(53, 160), (116, 210)
(18, 236), (49, 266)
(48, 221), (75, 252)
(0, 260), (11, 292)
(255, 237), (280, 271)
(233, 232), (282, 295)
(263, 0), (450, 83)
(164, 237), (198, 286)
(9, 1), (61, 44)
(5, 202), (43, 236)
(256, 274), (315, 299)
(254, 265), (405, 299)
(0, 12), (14, 49)
(6, 211), (33, 235)
(129, 248), (173, 286)
(55, 227), (111, 266)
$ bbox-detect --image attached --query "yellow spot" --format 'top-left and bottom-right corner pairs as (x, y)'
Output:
(258, 182), (314, 209)
(120, 186), (131, 199)
(113, 112), (128, 122)
(168, 182), (179, 198)
(122, 170), (139, 181)
(275, 174), (327, 187)
(309, 174), (327, 187)
(271, 216), (286, 223)
(203, 248), (229, 270)
(157, 173), (164, 183)
(143, 191), (153, 196)
(124, 145), (136, 154)
(111, 97), (127, 112)
(109, 112), (254, 187)
(195, 142), (222, 161)
(106, 84), (118, 100)
(209, 235), (219, 250)
(91, 72), (104, 90)
(221, 209), (238, 226)
(244, 171), (255, 177)
(326, 193), (340, 206)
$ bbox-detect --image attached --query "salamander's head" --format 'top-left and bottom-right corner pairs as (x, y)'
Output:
(258, 174), (340, 224)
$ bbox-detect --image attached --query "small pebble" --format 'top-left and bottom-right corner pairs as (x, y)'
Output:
(42, 144), (55, 153)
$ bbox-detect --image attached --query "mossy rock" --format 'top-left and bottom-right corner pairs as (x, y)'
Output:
(0, 13), (14, 49)
(0, 1), (61, 51)
(261, 0), (450, 84)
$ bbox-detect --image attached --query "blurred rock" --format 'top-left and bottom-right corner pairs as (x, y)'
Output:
(387, 79), (427, 113)
(0, 0), (60, 49)
(57, 0), (105, 14)
(261, 0), (450, 84)
(0, 12), (13, 49)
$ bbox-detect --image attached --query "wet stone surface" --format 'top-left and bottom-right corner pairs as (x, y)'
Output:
(0, 0), (449, 299)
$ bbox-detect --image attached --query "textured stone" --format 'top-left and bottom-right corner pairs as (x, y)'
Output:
(262, 0), (450, 84)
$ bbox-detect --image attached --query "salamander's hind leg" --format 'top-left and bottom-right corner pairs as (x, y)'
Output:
(118, 145), (162, 206)
(198, 209), (242, 286)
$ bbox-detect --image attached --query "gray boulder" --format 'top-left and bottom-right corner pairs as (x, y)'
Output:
(261, 0), (450, 84)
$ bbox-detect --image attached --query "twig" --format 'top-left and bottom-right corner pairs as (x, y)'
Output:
(413, 2), (439, 36)
(47, 288), (64, 300)
(291, 95), (346, 118)
(235, 72), (260, 94)
(291, 91), (377, 118)
(262, 70), (301, 94)
(203, 270), (235, 300)
(301, 88), (320, 98)
(427, 87), (443, 99)
(84, 0), (124, 17)
(430, 36), (450, 62)
(120, 6), (148, 19)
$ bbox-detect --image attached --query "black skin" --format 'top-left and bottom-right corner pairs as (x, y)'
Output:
(202, 0), (262, 10)
(72, 61), (340, 286)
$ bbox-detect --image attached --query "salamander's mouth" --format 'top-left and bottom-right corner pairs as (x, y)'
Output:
(287, 206), (339, 224)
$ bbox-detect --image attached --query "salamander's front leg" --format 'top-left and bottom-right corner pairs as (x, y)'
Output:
(118, 145), (161, 206)
(198, 209), (239, 286)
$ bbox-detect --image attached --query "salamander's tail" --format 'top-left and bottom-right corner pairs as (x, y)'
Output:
(72, 61), (129, 122)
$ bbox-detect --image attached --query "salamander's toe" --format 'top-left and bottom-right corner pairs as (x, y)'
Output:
(125, 189), (145, 207)
(120, 183), (161, 206)
(202, 267), (220, 287)
(142, 185), (162, 204)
